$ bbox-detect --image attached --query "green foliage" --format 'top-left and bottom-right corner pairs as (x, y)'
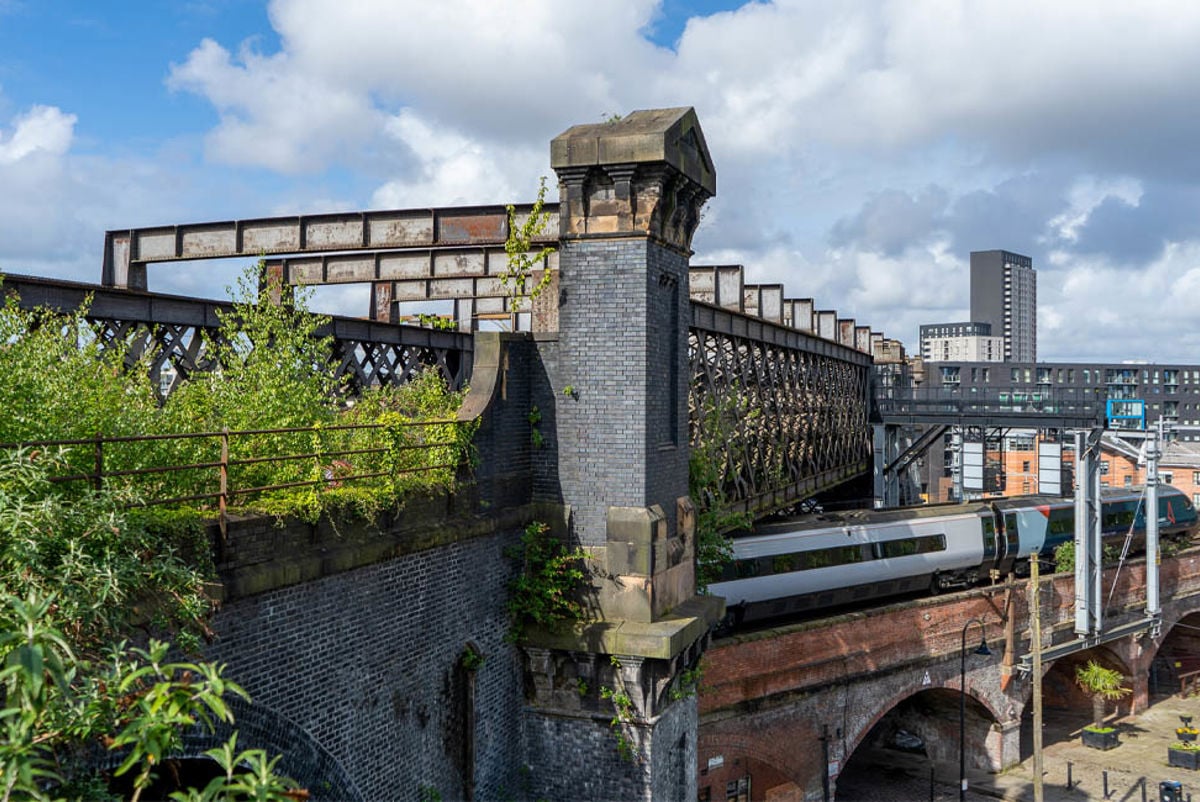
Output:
(1054, 541), (1075, 574)
(505, 522), (588, 641)
(0, 263), (477, 525)
(0, 294), (161, 476)
(670, 665), (703, 702)
(527, 405), (545, 449)
(690, 394), (753, 590)
(460, 643), (485, 672)
(417, 785), (443, 802)
(0, 448), (214, 657)
(0, 595), (300, 802)
(1075, 660), (1131, 729)
(501, 177), (557, 314)
(414, 312), (458, 331)
(599, 683), (636, 762)
(600, 656), (637, 762)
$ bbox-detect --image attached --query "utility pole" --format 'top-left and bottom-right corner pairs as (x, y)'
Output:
(1031, 555), (1044, 802)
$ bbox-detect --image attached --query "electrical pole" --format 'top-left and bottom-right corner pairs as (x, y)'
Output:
(1031, 555), (1044, 802)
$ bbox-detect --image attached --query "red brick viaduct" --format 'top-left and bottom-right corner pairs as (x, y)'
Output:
(698, 551), (1200, 800)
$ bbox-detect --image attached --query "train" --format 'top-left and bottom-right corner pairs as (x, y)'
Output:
(710, 485), (1199, 628)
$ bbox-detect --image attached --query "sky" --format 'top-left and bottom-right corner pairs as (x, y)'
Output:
(3, 0), (1200, 363)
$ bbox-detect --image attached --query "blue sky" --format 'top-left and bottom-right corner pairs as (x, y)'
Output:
(4, 1), (1200, 363)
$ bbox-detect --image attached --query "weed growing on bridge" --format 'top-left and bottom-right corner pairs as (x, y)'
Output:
(601, 655), (639, 762)
(690, 394), (753, 590)
(0, 266), (477, 526)
(670, 665), (703, 701)
(504, 521), (588, 641)
(501, 177), (557, 319)
(0, 450), (300, 800)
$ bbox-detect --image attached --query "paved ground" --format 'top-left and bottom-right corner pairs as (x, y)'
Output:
(837, 693), (1200, 801)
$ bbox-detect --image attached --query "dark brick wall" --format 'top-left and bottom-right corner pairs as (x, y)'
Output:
(206, 521), (529, 802)
(520, 699), (697, 802)
(555, 237), (690, 546)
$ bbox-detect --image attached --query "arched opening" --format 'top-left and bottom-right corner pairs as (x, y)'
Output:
(1152, 612), (1200, 699)
(836, 688), (998, 801)
(1020, 647), (1132, 760)
(107, 756), (231, 799)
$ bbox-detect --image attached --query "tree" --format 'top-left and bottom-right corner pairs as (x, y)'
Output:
(0, 449), (300, 800)
(1075, 659), (1131, 729)
(500, 177), (557, 326)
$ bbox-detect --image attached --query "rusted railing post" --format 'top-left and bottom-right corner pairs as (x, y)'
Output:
(218, 428), (229, 543)
(92, 434), (103, 491)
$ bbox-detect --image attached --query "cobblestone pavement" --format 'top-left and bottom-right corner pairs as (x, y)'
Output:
(838, 693), (1200, 801)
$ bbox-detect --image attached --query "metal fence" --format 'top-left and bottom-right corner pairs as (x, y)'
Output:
(2, 418), (468, 538)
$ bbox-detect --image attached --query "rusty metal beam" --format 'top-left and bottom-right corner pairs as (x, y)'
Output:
(101, 203), (560, 290)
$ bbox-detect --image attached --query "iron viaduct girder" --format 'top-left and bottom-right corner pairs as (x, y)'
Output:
(1, 274), (472, 396)
(689, 301), (873, 520)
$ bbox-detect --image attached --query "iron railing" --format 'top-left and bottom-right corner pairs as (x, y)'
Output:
(2, 418), (468, 539)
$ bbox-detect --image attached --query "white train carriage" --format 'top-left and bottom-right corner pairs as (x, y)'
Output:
(710, 502), (997, 626)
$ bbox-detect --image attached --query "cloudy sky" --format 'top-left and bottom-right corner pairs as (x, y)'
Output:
(2, 0), (1200, 362)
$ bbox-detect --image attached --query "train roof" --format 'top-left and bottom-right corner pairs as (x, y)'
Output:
(751, 485), (1191, 537)
(991, 485), (1186, 511)
(753, 499), (993, 537)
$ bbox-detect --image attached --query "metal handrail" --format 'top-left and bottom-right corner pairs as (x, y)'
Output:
(1, 418), (467, 539)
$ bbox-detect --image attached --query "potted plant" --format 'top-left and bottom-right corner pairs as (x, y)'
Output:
(1075, 660), (1131, 750)
(1179, 716), (1198, 743)
(1169, 740), (1200, 770)
(1081, 725), (1120, 750)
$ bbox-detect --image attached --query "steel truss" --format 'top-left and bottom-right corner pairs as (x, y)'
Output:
(2, 274), (472, 397)
(689, 302), (872, 520)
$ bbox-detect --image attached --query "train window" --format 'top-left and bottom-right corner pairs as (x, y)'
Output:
(982, 518), (996, 556)
(1047, 509), (1073, 535)
(878, 535), (946, 558)
(772, 554), (797, 574)
(734, 559), (759, 579)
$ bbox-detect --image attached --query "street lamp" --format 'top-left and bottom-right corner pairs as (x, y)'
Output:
(960, 618), (991, 801)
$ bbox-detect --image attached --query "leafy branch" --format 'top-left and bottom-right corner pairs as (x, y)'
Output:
(504, 522), (588, 641)
(501, 177), (557, 315)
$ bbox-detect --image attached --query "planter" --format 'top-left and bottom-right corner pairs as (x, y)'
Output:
(1169, 747), (1200, 770)
(1082, 728), (1119, 750)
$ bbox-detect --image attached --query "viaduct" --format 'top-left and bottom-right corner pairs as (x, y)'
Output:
(8, 107), (1199, 801)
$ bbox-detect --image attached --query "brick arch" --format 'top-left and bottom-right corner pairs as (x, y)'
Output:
(697, 726), (815, 792)
(840, 678), (1006, 763)
(1019, 643), (1135, 725)
(840, 677), (1008, 768)
(177, 697), (363, 802)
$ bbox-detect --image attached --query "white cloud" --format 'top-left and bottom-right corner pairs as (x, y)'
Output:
(9, 0), (1200, 364)
(0, 105), (75, 164)
(370, 110), (537, 208)
(1046, 176), (1143, 244)
(167, 38), (387, 174)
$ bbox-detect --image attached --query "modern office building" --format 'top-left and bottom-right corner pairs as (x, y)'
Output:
(919, 322), (1004, 363)
(920, 361), (1200, 438)
(970, 249), (1036, 362)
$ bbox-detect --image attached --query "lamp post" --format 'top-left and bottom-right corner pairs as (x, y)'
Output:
(960, 617), (991, 801)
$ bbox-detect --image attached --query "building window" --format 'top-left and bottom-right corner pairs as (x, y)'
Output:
(1125, 475), (1133, 488)
(1193, 471), (1200, 485)
(1162, 472), (1173, 485)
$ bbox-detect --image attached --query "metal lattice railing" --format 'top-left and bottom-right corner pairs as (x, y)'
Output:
(690, 302), (872, 521)
(1, 274), (473, 398)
